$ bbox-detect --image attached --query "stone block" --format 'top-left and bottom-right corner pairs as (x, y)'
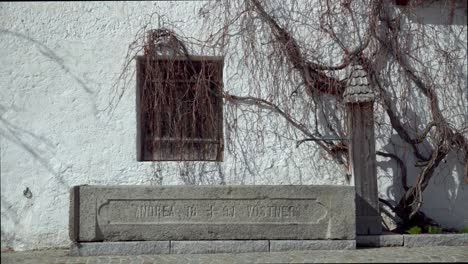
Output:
(270, 240), (355, 251)
(404, 234), (468, 247)
(170, 240), (269, 254)
(356, 234), (403, 247)
(69, 185), (355, 241)
(70, 241), (170, 256)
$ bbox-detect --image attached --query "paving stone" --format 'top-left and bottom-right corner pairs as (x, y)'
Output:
(357, 234), (403, 247)
(70, 241), (170, 256)
(170, 240), (269, 254)
(3, 246), (468, 264)
(70, 185), (355, 241)
(270, 240), (355, 251)
(404, 234), (468, 247)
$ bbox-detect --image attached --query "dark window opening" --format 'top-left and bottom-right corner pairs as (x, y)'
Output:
(395, 0), (410, 6)
(136, 55), (224, 161)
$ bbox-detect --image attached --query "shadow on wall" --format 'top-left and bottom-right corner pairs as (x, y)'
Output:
(374, 3), (467, 229)
(0, 108), (71, 251)
(0, 29), (102, 250)
(0, 29), (103, 116)
(0, 28), (102, 188)
(0, 113), (68, 188)
(377, 133), (468, 229)
(405, 0), (467, 25)
(0, 192), (39, 251)
(421, 151), (468, 228)
(1, 195), (23, 251)
(0, 29), (94, 94)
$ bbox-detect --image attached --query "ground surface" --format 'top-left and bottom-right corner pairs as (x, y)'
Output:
(2, 246), (468, 264)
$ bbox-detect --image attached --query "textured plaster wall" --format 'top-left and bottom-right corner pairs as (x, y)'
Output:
(0, 1), (466, 251)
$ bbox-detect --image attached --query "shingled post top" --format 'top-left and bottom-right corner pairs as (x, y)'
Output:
(344, 63), (375, 104)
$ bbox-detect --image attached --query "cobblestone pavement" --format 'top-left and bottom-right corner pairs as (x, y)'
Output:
(2, 246), (468, 264)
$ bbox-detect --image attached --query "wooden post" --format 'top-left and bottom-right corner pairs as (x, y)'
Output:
(345, 63), (382, 235)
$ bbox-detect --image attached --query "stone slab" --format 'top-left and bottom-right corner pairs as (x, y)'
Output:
(270, 240), (356, 251)
(404, 234), (468, 247)
(70, 241), (170, 256)
(357, 234), (403, 247)
(170, 240), (269, 254)
(70, 185), (355, 241)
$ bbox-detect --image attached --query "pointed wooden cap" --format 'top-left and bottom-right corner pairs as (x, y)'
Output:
(344, 63), (375, 103)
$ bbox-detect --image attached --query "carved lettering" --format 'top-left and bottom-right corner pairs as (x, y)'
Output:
(222, 206), (235, 217)
(135, 204), (174, 218)
(247, 205), (298, 218)
(101, 199), (326, 225)
(206, 205), (214, 218)
(186, 205), (197, 218)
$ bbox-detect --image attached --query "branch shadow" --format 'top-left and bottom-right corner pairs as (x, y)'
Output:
(0, 29), (104, 117)
(0, 113), (68, 189)
(0, 28), (103, 189)
(1, 195), (24, 250)
(0, 29), (105, 251)
(0, 29), (94, 95)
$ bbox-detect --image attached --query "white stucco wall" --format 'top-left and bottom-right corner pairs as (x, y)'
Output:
(0, 1), (467, 251)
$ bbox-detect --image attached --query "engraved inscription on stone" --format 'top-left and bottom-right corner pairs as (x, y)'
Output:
(97, 199), (328, 225)
(71, 186), (356, 241)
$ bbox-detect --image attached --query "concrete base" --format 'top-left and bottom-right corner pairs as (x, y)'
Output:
(70, 241), (170, 256)
(404, 234), (468, 247)
(70, 240), (356, 256)
(357, 233), (468, 248)
(270, 240), (355, 251)
(171, 240), (269, 254)
(70, 235), (468, 256)
(357, 234), (403, 247)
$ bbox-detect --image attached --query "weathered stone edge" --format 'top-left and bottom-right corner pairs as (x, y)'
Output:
(70, 240), (357, 256)
(403, 234), (468, 247)
(170, 240), (269, 254)
(357, 234), (468, 248)
(69, 186), (80, 242)
(71, 235), (468, 256)
(270, 240), (355, 251)
(70, 241), (170, 256)
(357, 234), (403, 247)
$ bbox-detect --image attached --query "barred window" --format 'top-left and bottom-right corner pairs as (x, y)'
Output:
(136, 55), (224, 161)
